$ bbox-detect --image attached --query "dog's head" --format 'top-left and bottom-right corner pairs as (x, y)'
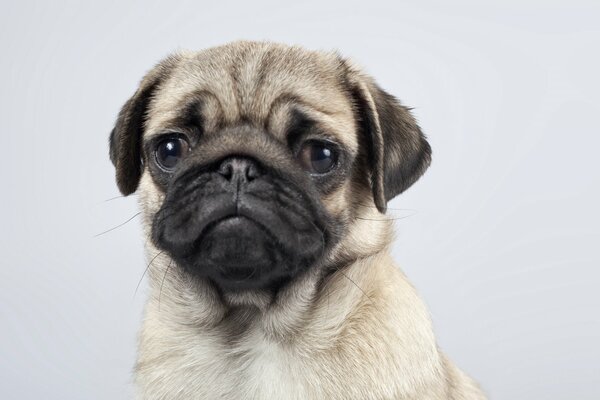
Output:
(110, 41), (430, 295)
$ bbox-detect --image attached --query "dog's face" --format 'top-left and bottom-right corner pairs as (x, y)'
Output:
(110, 41), (431, 294)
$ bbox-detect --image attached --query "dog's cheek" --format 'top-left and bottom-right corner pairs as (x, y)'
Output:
(320, 181), (352, 218)
(137, 172), (167, 230)
(318, 183), (353, 251)
(326, 174), (391, 263)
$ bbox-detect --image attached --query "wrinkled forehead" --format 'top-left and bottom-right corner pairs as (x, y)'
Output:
(144, 44), (358, 152)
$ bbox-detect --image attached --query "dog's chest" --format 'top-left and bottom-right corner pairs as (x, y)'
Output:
(141, 329), (313, 400)
(216, 336), (317, 400)
(234, 336), (309, 399)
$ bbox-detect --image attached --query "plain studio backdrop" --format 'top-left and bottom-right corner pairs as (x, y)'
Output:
(1, 1), (599, 399)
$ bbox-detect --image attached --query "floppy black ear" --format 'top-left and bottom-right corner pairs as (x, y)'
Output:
(109, 55), (181, 195)
(348, 72), (432, 213)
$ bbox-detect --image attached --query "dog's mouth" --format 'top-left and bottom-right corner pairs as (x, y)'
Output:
(155, 207), (321, 291)
(151, 163), (332, 291)
(194, 215), (279, 286)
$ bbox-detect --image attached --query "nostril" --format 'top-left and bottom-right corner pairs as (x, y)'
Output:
(218, 163), (233, 180)
(217, 157), (262, 183)
(246, 164), (259, 181)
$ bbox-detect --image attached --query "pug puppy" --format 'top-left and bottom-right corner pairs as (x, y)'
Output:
(109, 41), (485, 399)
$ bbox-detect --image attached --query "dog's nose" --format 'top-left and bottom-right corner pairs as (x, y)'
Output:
(217, 157), (261, 183)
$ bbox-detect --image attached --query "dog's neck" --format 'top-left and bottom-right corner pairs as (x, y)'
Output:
(134, 216), (453, 399)
(140, 210), (395, 340)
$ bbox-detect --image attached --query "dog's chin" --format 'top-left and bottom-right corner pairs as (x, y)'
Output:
(191, 216), (288, 291)
(156, 211), (325, 293)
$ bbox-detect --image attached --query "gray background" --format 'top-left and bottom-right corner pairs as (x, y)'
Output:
(1, 0), (599, 398)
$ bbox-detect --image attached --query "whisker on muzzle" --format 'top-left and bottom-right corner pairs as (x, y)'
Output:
(159, 258), (173, 311)
(134, 250), (165, 299)
(102, 195), (126, 202)
(94, 212), (141, 237)
(355, 202), (418, 212)
(355, 212), (418, 222)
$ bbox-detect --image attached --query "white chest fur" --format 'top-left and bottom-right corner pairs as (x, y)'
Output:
(134, 253), (482, 400)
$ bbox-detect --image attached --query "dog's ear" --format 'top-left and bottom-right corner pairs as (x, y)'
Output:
(109, 54), (181, 195)
(344, 63), (432, 213)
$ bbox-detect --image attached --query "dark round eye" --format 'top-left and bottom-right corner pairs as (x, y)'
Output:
(298, 141), (337, 174)
(155, 136), (190, 171)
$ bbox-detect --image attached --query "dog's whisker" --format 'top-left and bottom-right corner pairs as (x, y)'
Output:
(134, 250), (165, 298)
(103, 195), (126, 202)
(303, 217), (327, 255)
(94, 212), (141, 237)
(355, 202), (418, 212)
(337, 268), (373, 303)
(355, 212), (418, 222)
(159, 258), (173, 311)
(325, 281), (331, 320)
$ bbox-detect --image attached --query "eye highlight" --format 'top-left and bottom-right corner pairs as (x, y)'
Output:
(297, 140), (338, 174)
(154, 136), (190, 171)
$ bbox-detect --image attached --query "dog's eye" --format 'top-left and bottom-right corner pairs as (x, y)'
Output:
(155, 137), (190, 171)
(298, 141), (337, 174)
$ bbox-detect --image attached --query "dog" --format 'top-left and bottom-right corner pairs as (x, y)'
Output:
(109, 41), (485, 399)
